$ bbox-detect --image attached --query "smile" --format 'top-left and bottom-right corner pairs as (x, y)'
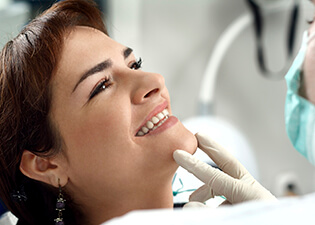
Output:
(136, 109), (170, 136)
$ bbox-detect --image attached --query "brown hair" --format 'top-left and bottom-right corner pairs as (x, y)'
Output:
(0, 0), (107, 224)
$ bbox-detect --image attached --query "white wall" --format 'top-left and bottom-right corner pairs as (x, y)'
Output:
(108, 0), (315, 196)
(0, 2), (30, 47)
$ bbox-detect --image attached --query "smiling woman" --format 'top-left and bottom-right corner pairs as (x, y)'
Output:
(0, 0), (197, 225)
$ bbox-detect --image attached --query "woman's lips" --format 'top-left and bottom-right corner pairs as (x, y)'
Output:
(147, 115), (178, 136)
(136, 109), (170, 136)
(135, 100), (179, 137)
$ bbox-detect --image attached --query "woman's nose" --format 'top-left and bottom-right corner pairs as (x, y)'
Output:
(130, 71), (165, 105)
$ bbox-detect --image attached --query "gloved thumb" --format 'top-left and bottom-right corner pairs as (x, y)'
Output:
(189, 184), (214, 203)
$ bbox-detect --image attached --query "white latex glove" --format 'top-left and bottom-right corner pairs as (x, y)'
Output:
(173, 132), (277, 205)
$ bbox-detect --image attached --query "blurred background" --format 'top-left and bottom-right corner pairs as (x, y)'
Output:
(1, 0), (315, 210)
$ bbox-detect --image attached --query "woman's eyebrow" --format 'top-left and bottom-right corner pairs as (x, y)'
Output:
(72, 59), (112, 93)
(123, 47), (133, 59)
(72, 47), (133, 94)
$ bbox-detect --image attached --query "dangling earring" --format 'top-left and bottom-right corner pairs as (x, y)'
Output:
(54, 178), (66, 225)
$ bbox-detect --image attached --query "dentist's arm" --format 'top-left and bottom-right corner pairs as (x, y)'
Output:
(173, 132), (277, 205)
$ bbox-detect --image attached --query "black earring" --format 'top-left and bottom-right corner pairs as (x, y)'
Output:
(54, 179), (66, 225)
(11, 185), (27, 202)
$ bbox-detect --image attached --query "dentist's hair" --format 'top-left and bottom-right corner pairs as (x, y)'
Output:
(0, 0), (107, 224)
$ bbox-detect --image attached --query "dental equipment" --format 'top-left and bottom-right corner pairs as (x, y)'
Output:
(247, 0), (300, 79)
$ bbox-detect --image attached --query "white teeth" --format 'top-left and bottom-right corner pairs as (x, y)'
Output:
(146, 121), (154, 129)
(157, 113), (164, 120)
(142, 127), (149, 134)
(151, 116), (159, 124)
(136, 109), (170, 136)
(153, 115), (169, 131)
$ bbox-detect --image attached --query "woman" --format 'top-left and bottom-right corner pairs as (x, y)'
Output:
(0, 0), (197, 224)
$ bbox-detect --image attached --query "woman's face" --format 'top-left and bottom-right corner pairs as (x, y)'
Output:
(50, 26), (197, 203)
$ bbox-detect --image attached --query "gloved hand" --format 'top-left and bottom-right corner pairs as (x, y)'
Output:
(173, 132), (277, 205)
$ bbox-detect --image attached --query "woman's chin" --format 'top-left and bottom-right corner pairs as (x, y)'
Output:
(180, 128), (198, 155)
(169, 121), (198, 155)
(149, 119), (197, 166)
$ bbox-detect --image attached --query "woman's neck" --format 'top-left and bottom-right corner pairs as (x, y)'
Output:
(84, 180), (174, 225)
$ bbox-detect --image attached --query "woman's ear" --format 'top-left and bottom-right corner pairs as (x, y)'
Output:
(19, 150), (68, 187)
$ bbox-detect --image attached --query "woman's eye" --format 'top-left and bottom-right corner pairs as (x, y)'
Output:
(130, 58), (142, 70)
(89, 77), (111, 100)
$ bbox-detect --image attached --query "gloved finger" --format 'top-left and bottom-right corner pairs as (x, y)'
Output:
(173, 150), (245, 201)
(173, 150), (264, 203)
(190, 186), (230, 206)
(173, 150), (224, 184)
(173, 150), (237, 190)
(189, 184), (214, 203)
(196, 132), (249, 179)
(173, 150), (277, 204)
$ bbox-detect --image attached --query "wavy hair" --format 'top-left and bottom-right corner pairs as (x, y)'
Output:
(0, 0), (107, 224)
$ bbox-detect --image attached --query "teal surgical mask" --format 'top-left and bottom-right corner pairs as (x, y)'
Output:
(285, 31), (315, 166)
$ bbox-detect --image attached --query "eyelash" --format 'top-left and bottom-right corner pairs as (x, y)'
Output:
(130, 57), (142, 70)
(89, 76), (111, 100)
(89, 58), (143, 100)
